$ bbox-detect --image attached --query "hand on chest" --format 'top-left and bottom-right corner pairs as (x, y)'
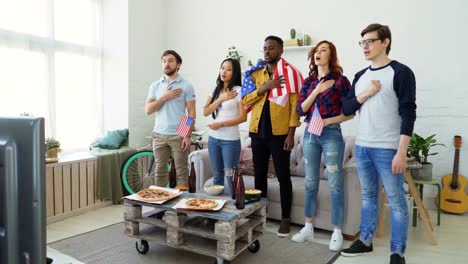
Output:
(219, 94), (238, 110)
(311, 81), (338, 102)
(356, 72), (395, 98)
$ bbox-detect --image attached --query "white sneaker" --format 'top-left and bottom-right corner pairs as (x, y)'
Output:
(329, 229), (343, 251)
(291, 225), (314, 243)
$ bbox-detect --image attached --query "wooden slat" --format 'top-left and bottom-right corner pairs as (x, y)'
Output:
(46, 155), (99, 222)
(215, 221), (236, 259)
(62, 164), (72, 213)
(46, 167), (55, 217)
(87, 160), (94, 206)
(93, 159), (100, 202)
(122, 195), (267, 262)
(71, 163), (80, 210)
(53, 166), (63, 215)
(79, 162), (87, 208)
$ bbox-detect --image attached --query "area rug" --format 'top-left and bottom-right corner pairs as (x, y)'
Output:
(49, 223), (340, 264)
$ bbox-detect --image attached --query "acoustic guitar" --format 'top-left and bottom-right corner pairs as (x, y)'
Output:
(439, 135), (468, 214)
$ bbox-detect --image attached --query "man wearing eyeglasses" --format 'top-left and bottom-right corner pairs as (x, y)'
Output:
(341, 24), (416, 264)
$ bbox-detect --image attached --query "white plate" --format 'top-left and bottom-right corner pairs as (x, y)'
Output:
(124, 185), (182, 204)
(172, 198), (226, 211)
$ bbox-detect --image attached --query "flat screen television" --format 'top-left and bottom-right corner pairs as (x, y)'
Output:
(0, 116), (46, 264)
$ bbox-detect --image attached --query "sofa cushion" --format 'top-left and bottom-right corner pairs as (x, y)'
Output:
(238, 148), (276, 178)
(236, 131), (356, 182)
(290, 134), (304, 177)
(94, 129), (128, 150)
(343, 136), (356, 165)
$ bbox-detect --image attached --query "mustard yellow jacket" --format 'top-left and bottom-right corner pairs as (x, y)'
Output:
(242, 67), (301, 135)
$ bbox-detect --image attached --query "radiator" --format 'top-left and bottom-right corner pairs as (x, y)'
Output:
(46, 153), (107, 223)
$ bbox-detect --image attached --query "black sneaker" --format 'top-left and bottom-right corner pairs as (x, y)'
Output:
(390, 253), (406, 264)
(277, 218), (290, 237)
(341, 240), (373, 257)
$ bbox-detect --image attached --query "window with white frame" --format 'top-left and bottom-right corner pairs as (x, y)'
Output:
(0, 0), (102, 149)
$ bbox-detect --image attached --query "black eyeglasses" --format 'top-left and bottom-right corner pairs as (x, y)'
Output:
(358, 38), (380, 47)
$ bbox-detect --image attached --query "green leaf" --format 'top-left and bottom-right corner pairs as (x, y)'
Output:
(407, 132), (445, 163)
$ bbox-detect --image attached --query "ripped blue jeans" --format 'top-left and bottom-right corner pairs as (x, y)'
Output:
(303, 124), (344, 226)
(208, 136), (241, 196)
(356, 145), (408, 255)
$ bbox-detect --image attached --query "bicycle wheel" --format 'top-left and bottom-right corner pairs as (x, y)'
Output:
(121, 151), (156, 194)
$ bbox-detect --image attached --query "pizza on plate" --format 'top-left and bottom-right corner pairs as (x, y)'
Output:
(136, 188), (173, 202)
(185, 198), (218, 210)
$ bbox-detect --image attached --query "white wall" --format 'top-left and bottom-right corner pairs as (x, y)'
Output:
(102, 0), (129, 134)
(121, 0), (468, 182)
(127, 0), (166, 147)
(102, 0), (166, 147)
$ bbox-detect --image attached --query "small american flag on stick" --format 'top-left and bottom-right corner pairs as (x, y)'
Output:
(176, 114), (194, 138)
(308, 104), (323, 136)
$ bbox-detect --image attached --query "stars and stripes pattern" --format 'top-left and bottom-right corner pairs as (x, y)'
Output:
(268, 58), (304, 99)
(241, 60), (266, 113)
(176, 114), (194, 138)
(241, 59), (303, 111)
(308, 103), (323, 136)
(241, 60), (266, 98)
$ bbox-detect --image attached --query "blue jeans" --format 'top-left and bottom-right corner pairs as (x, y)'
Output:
(208, 136), (241, 196)
(303, 124), (345, 226)
(355, 145), (408, 255)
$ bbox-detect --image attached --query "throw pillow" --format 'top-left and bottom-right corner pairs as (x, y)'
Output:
(94, 128), (129, 149)
(238, 148), (276, 177)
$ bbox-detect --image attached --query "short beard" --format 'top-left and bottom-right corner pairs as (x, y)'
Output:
(267, 55), (281, 64)
(164, 68), (178, 77)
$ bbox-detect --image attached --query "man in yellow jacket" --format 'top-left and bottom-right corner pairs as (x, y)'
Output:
(242, 35), (301, 237)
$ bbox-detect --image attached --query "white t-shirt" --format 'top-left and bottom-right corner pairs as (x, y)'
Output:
(208, 86), (242, 140)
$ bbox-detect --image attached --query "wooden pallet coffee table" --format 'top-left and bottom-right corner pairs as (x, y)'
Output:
(123, 193), (267, 264)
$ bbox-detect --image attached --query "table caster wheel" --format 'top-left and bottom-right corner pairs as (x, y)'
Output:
(214, 258), (230, 264)
(248, 240), (260, 253)
(135, 240), (149, 254)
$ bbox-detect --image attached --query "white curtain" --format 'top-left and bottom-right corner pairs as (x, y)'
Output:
(0, 0), (103, 149)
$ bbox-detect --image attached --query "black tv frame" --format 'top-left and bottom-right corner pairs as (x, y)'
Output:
(0, 116), (46, 264)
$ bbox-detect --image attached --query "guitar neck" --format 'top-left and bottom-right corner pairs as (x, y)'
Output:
(452, 149), (460, 183)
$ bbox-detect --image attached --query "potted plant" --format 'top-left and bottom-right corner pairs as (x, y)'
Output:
(290, 28), (296, 39)
(226, 46), (242, 62)
(45, 137), (61, 161)
(407, 133), (445, 180)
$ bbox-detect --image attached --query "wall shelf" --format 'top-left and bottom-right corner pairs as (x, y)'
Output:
(284, 45), (315, 51)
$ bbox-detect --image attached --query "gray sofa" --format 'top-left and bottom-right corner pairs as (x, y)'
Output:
(188, 132), (361, 237)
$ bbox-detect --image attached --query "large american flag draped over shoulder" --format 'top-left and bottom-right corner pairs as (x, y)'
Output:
(269, 58), (304, 99)
(176, 114), (194, 138)
(241, 60), (266, 113)
(308, 103), (323, 136)
(241, 60), (266, 98)
(241, 59), (303, 112)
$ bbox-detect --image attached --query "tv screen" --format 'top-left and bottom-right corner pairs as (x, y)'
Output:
(0, 116), (46, 264)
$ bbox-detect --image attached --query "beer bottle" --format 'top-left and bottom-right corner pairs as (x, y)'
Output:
(188, 161), (196, 193)
(169, 158), (177, 188)
(232, 167), (239, 200)
(235, 173), (245, 209)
